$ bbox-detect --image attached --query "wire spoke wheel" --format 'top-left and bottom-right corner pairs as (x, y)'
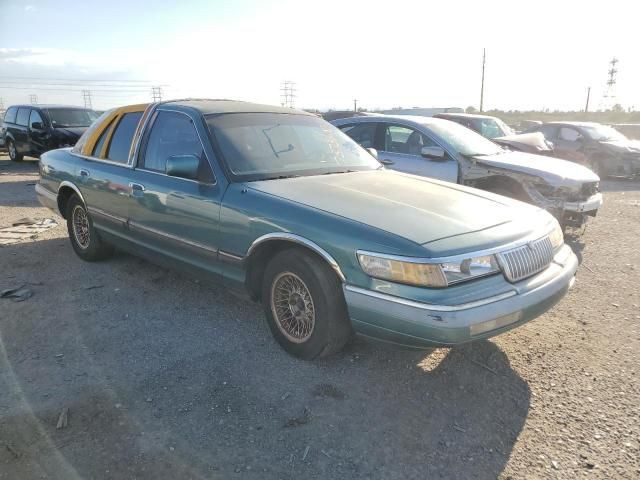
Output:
(72, 205), (91, 249)
(270, 272), (315, 343)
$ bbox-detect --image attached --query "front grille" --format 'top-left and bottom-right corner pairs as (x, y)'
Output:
(580, 181), (599, 198)
(498, 236), (554, 283)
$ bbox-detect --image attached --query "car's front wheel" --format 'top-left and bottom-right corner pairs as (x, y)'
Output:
(7, 140), (23, 162)
(261, 249), (352, 360)
(65, 194), (113, 261)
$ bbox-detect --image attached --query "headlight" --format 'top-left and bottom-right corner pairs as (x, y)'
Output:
(357, 252), (500, 287)
(548, 221), (564, 250)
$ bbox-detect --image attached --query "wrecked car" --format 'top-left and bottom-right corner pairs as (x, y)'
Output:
(525, 121), (640, 178)
(3, 104), (99, 162)
(434, 113), (553, 155)
(37, 100), (578, 359)
(333, 115), (602, 231)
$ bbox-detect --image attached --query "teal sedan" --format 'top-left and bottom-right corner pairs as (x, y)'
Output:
(36, 100), (578, 359)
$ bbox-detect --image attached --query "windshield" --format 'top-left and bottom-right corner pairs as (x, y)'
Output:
(207, 113), (380, 181)
(472, 118), (513, 139)
(46, 108), (99, 128)
(582, 125), (627, 142)
(426, 119), (504, 156)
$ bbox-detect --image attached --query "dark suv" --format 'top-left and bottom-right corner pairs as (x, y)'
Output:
(3, 105), (99, 161)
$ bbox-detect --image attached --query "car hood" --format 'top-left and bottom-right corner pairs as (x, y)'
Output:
(600, 139), (640, 153)
(52, 126), (87, 141)
(473, 151), (600, 186)
(494, 132), (551, 151)
(247, 170), (546, 247)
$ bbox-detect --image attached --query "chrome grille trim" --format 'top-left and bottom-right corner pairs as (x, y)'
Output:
(498, 236), (554, 283)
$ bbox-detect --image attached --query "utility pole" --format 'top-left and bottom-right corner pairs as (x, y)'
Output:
(585, 87), (591, 113)
(151, 86), (163, 102)
(353, 99), (358, 112)
(29, 94), (38, 105)
(0, 97), (4, 112)
(280, 81), (296, 108)
(82, 90), (93, 109)
(479, 48), (486, 112)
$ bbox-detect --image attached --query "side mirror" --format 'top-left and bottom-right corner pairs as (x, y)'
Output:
(421, 146), (446, 160)
(166, 154), (200, 181)
(31, 122), (43, 130)
(366, 147), (378, 160)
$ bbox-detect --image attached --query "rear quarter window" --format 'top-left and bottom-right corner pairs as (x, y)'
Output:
(72, 110), (112, 155)
(4, 107), (18, 124)
(106, 112), (143, 163)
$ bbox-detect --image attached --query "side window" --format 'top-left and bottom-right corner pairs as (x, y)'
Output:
(383, 124), (437, 155)
(559, 127), (581, 142)
(106, 112), (143, 163)
(4, 107), (18, 124)
(16, 108), (31, 126)
(29, 110), (44, 129)
(92, 119), (114, 157)
(538, 125), (558, 140)
(142, 111), (213, 183)
(338, 123), (377, 148)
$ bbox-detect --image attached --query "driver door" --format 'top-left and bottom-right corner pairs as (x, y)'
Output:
(378, 123), (458, 183)
(28, 109), (48, 155)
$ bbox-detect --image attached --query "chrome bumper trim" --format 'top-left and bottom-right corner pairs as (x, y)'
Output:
(343, 285), (517, 312)
(564, 192), (603, 213)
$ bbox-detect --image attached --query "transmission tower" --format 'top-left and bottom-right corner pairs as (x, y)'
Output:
(82, 90), (93, 109)
(600, 57), (619, 110)
(30, 94), (38, 104)
(280, 81), (296, 108)
(152, 86), (163, 102)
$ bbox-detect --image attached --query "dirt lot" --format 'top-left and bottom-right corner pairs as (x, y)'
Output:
(0, 153), (638, 480)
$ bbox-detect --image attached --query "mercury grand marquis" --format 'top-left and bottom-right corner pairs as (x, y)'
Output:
(36, 100), (578, 359)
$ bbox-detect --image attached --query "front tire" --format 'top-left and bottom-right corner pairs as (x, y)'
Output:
(7, 140), (23, 162)
(66, 194), (113, 261)
(261, 249), (352, 360)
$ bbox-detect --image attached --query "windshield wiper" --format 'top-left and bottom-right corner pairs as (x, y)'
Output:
(260, 174), (301, 181)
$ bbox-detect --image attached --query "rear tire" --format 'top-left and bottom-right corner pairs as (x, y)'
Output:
(66, 194), (113, 261)
(261, 249), (352, 360)
(7, 140), (23, 162)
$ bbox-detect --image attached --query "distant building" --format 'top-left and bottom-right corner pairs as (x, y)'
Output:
(380, 107), (464, 117)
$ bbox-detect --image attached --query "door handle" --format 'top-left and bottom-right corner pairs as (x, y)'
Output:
(129, 182), (145, 197)
(380, 159), (394, 165)
(79, 169), (90, 178)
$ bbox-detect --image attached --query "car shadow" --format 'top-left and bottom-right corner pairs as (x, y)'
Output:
(1, 238), (531, 479)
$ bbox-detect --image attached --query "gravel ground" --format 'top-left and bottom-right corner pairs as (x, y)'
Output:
(0, 154), (638, 479)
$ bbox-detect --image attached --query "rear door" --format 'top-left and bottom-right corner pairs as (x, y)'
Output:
(378, 123), (458, 182)
(14, 107), (31, 153)
(126, 108), (223, 278)
(75, 109), (144, 238)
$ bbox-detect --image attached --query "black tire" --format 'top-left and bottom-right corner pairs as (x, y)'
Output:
(261, 248), (352, 360)
(65, 194), (113, 261)
(7, 139), (23, 162)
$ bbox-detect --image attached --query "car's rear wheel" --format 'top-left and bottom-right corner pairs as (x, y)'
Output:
(261, 249), (352, 360)
(7, 140), (23, 162)
(66, 194), (113, 261)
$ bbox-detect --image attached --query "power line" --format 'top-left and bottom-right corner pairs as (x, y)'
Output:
(151, 86), (163, 102)
(0, 75), (157, 83)
(0, 80), (169, 88)
(82, 90), (93, 109)
(0, 85), (154, 93)
(280, 80), (296, 108)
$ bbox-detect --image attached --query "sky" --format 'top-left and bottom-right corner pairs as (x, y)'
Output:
(0, 0), (639, 112)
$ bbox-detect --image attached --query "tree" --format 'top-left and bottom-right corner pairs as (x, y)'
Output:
(611, 103), (624, 113)
(465, 106), (478, 114)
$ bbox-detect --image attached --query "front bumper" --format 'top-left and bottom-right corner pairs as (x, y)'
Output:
(563, 192), (603, 214)
(344, 244), (578, 348)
